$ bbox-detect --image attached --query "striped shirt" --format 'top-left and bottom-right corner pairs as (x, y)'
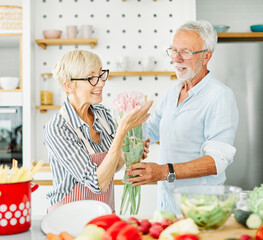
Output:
(44, 98), (116, 205)
(143, 72), (239, 214)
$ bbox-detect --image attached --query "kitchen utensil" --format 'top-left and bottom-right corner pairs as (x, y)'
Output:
(43, 30), (62, 39)
(0, 77), (19, 90)
(250, 24), (263, 32)
(213, 25), (230, 32)
(0, 181), (39, 235)
(41, 200), (112, 236)
(66, 25), (77, 39)
(81, 25), (93, 38)
(174, 185), (241, 231)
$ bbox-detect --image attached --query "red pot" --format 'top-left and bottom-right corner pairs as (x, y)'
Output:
(0, 181), (38, 235)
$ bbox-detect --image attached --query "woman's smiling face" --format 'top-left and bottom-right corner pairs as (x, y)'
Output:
(73, 66), (106, 105)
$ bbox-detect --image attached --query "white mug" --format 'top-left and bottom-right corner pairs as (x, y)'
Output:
(66, 25), (77, 38)
(81, 25), (93, 38)
(115, 56), (130, 71)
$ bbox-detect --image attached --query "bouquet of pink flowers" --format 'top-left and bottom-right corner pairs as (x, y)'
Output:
(113, 91), (145, 215)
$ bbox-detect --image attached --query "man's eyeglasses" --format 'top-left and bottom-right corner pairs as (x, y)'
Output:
(71, 69), (109, 86)
(166, 48), (208, 60)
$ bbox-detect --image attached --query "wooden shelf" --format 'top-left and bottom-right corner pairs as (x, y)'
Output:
(41, 73), (52, 78)
(108, 71), (177, 80)
(36, 105), (61, 113)
(0, 88), (22, 92)
(40, 71), (177, 80)
(35, 38), (98, 49)
(218, 32), (263, 42)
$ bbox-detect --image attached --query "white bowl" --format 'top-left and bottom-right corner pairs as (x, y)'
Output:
(43, 30), (62, 39)
(41, 200), (112, 236)
(213, 25), (230, 32)
(0, 77), (19, 90)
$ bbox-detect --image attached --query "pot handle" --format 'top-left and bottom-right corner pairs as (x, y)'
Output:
(31, 182), (39, 193)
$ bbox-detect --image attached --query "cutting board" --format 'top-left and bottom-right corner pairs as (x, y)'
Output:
(142, 216), (257, 240)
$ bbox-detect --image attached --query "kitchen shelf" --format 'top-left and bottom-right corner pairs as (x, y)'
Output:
(40, 71), (177, 80)
(0, 88), (22, 92)
(35, 38), (98, 49)
(108, 71), (177, 80)
(36, 105), (61, 113)
(218, 32), (263, 42)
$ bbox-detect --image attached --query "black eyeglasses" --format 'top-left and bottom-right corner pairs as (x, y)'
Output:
(71, 69), (109, 86)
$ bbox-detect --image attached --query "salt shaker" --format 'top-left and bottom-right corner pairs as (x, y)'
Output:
(236, 190), (251, 211)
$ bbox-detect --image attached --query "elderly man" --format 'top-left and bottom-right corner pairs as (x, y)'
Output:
(126, 20), (239, 214)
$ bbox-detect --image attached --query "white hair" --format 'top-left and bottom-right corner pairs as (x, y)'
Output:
(52, 50), (102, 93)
(177, 20), (218, 52)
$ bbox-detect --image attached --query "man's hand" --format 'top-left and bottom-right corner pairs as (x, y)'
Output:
(126, 162), (168, 187)
(141, 138), (150, 160)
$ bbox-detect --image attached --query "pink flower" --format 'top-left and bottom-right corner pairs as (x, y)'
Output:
(113, 99), (125, 112)
(113, 91), (145, 114)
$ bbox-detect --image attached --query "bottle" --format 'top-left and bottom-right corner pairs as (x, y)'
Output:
(40, 74), (53, 105)
(237, 190), (251, 211)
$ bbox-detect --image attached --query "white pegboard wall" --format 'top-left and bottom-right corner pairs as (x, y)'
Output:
(33, 0), (196, 162)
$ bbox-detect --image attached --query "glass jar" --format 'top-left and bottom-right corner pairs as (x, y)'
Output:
(237, 190), (251, 211)
(40, 74), (53, 105)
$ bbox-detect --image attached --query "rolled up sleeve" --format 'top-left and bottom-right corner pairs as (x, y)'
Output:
(201, 140), (236, 176)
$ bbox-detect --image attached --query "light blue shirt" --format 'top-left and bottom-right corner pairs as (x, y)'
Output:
(143, 72), (239, 215)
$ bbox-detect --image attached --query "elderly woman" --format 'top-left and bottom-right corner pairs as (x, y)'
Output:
(44, 50), (152, 212)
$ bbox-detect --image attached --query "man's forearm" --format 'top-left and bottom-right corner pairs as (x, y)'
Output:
(174, 155), (217, 179)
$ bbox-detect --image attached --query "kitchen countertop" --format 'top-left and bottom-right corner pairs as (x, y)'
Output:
(0, 215), (46, 240)
(0, 216), (257, 240)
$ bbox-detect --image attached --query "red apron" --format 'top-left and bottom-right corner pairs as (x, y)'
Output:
(47, 106), (115, 213)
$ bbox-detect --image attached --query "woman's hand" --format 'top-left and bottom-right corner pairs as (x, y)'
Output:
(118, 101), (153, 133)
(142, 138), (150, 160)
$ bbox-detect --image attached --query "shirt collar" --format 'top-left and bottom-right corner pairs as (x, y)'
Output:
(63, 97), (99, 129)
(176, 71), (212, 95)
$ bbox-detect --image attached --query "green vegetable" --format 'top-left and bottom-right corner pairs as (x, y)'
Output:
(234, 209), (262, 229)
(120, 125), (143, 215)
(235, 209), (253, 226)
(180, 194), (236, 230)
(249, 184), (263, 219)
(246, 213), (262, 229)
(153, 210), (177, 222)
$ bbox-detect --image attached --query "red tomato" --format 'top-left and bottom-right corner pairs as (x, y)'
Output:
(174, 234), (200, 240)
(256, 225), (263, 240)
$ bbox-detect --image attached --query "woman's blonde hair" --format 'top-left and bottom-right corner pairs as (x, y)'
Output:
(52, 50), (102, 92)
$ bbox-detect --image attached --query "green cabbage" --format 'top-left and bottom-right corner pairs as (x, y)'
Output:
(249, 184), (263, 219)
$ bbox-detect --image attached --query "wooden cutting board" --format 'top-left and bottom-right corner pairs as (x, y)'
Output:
(142, 216), (257, 240)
